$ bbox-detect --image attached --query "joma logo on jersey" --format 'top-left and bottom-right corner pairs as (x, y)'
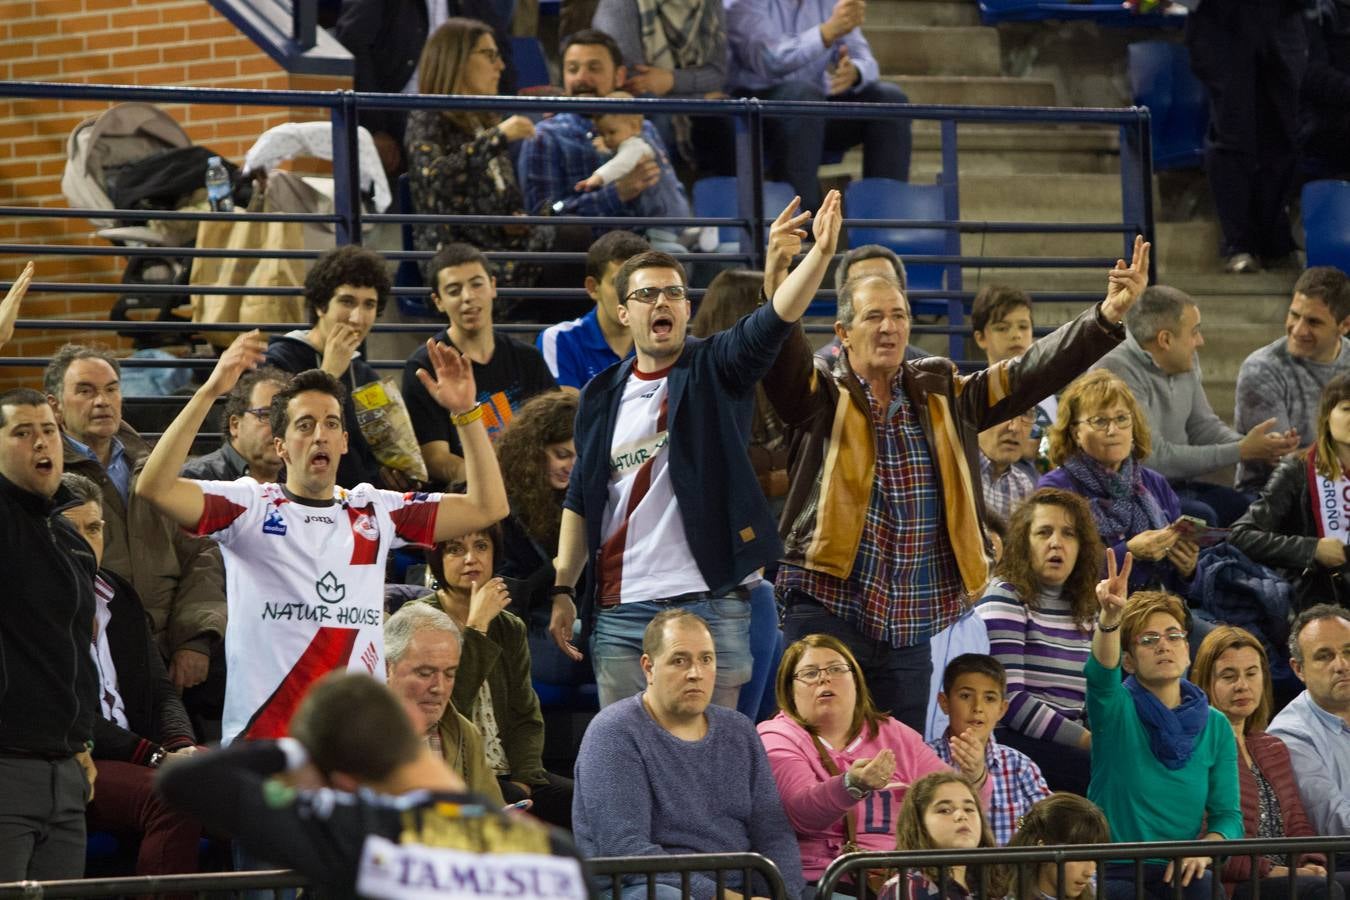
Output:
(305, 514), (335, 524)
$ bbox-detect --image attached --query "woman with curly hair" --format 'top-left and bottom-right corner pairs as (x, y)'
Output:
(975, 488), (1104, 795)
(493, 391), (582, 681)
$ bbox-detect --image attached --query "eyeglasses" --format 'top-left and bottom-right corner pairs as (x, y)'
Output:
(1074, 413), (1133, 432)
(1136, 630), (1187, 648)
(793, 663), (853, 685)
(624, 285), (688, 305)
(472, 47), (501, 63)
(246, 407), (271, 421)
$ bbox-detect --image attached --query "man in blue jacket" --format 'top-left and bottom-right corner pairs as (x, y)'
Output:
(547, 194), (840, 708)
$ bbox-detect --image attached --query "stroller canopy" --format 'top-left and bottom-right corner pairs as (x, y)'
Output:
(62, 102), (192, 229)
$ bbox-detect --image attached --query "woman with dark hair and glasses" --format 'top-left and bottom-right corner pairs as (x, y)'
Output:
(1040, 369), (1197, 596)
(757, 634), (991, 891)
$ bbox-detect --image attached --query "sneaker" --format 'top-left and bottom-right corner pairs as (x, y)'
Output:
(1224, 252), (1260, 274)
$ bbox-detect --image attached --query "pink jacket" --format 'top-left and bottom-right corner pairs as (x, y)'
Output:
(757, 712), (994, 880)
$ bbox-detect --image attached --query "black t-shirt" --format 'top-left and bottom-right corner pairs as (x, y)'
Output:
(402, 328), (558, 455)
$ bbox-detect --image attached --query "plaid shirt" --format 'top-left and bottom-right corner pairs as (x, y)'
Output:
(928, 733), (1052, 845)
(978, 453), (1035, 523)
(518, 112), (667, 217)
(778, 372), (965, 647)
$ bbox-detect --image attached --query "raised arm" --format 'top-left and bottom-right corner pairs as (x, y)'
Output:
(136, 330), (268, 528)
(0, 260), (35, 350)
(772, 190), (841, 324)
(414, 339), (510, 541)
(1090, 550), (1132, 669)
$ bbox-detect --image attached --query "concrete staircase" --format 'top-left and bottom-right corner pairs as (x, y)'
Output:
(834, 0), (1298, 429)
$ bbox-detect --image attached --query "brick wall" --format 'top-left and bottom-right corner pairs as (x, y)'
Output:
(0, 0), (351, 389)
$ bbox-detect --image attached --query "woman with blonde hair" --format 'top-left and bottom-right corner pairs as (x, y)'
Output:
(1040, 369), (1196, 594)
(404, 18), (550, 287)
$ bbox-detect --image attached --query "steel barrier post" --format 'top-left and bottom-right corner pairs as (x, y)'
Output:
(939, 118), (963, 359)
(1118, 107), (1156, 283)
(330, 90), (363, 246)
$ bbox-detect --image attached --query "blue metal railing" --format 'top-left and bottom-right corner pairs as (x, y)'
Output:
(0, 80), (1153, 360)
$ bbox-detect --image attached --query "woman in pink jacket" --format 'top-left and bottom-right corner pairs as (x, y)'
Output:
(758, 634), (993, 888)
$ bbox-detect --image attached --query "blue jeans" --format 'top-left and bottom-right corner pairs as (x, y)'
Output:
(1104, 862), (1215, 900)
(591, 595), (753, 709)
(1172, 480), (1255, 527)
(737, 579), (785, 723)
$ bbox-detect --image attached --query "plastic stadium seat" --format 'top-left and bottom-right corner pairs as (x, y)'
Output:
(844, 177), (948, 313)
(1303, 180), (1350, 275)
(979, 0), (1181, 27)
(393, 173), (438, 319)
(1128, 40), (1208, 171)
(511, 37), (550, 92)
(691, 176), (796, 247)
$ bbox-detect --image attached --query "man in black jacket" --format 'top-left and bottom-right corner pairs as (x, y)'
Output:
(60, 472), (204, 879)
(0, 263), (98, 880)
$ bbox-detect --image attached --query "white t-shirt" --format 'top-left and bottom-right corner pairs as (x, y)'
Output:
(193, 479), (442, 744)
(596, 368), (708, 606)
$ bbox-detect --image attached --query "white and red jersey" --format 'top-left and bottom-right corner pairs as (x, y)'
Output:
(596, 368), (708, 606)
(193, 479), (441, 744)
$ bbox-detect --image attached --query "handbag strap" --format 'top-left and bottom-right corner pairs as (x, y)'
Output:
(811, 734), (861, 849)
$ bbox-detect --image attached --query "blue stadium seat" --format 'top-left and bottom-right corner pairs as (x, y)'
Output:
(691, 176), (796, 248)
(844, 177), (948, 314)
(394, 173), (438, 319)
(511, 37), (551, 92)
(979, 0), (1182, 27)
(1127, 40), (1208, 171)
(1302, 180), (1350, 275)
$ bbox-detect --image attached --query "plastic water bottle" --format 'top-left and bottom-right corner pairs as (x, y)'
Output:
(205, 156), (233, 212)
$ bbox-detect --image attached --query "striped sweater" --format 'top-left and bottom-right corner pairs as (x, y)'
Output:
(974, 582), (1093, 746)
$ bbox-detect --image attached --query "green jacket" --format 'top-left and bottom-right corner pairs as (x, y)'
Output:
(436, 706), (506, 807)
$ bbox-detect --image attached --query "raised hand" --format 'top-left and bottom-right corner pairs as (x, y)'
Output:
(811, 189), (844, 260)
(203, 329), (267, 398)
(0, 260), (35, 349)
(847, 748), (897, 792)
(467, 576), (512, 633)
(320, 322), (363, 377)
(949, 728), (988, 781)
(415, 339), (479, 416)
(1096, 550), (1133, 626)
(764, 195), (810, 299)
(1102, 235), (1150, 323)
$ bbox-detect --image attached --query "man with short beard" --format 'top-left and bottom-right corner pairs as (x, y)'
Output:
(182, 366), (288, 483)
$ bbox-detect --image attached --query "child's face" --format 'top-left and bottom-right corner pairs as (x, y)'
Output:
(596, 115), (642, 151)
(939, 672), (1009, 741)
(1038, 860), (1097, 900)
(922, 781), (983, 850)
(974, 305), (1034, 364)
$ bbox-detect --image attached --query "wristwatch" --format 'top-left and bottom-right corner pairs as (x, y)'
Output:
(843, 770), (872, 801)
(147, 748), (167, 769)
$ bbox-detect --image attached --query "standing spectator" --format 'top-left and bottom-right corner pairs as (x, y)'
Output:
(725, 0), (910, 211)
(762, 237), (1149, 731)
(47, 343), (227, 710)
(547, 194), (842, 708)
(1300, 0), (1350, 182)
(405, 19), (552, 289)
(978, 411), (1036, 523)
(1191, 625), (1344, 900)
(181, 366), (288, 483)
(1268, 604), (1350, 842)
(1095, 285), (1298, 525)
(537, 230), (646, 391)
(135, 331), (509, 745)
(0, 262), (98, 881)
(401, 243), (557, 487)
(1235, 267), (1350, 492)
(1183, 0), (1305, 273)
(971, 285), (1055, 476)
(572, 610), (806, 900)
(815, 246), (927, 382)
(1088, 570), (1243, 900)
(60, 473), (203, 881)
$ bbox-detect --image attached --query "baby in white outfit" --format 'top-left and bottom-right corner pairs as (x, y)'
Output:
(574, 92), (653, 193)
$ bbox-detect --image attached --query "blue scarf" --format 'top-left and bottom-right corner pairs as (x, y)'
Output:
(1123, 675), (1210, 770)
(1061, 453), (1169, 539)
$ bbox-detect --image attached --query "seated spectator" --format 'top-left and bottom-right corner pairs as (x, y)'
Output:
(46, 343), (227, 719)
(59, 473), (203, 880)
(1231, 372), (1350, 610)
(879, 771), (1008, 900)
(975, 488), (1104, 796)
(572, 610), (806, 900)
(405, 19), (552, 289)
(1268, 604), (1350, 846)
(1088, 575), (1243, 900)
(401, 243), (557, 487)
(978, 410), (1036, 523)
(537, 230), (646, 390)
(422, 526), (574, 828)
(1301, 0), (1350, 182)
(1235, 267), (1350, 493)
(158, 673), (587, 900)
(816, 244), (926, 364)
(1041, 370), (1197, 596)
(758, 634), (992, 889)
(263, 245), (393, 489)
(1191, 624), (1345, 900)
(1095, 286), (1297, 525)
(383, 603), (506, 806)
(517, 29), (686, 248)
(1004, 793), (1111, 900)
(927, 654), (1050, 845)
(181, 366), (287, 483)
(725, 0), (910, 211)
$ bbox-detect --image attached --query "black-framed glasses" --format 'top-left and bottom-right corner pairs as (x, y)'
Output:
(624, 285), (688, 305)
(473, 47), (501, 63)
(246, 407), (271, 421)
(1136, 630), (1187, 648)
(793, 663), (853, 685)
(1074, 413), (1133, 432)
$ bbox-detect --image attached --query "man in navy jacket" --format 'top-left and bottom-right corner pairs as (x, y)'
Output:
(547, 194), (841, 707)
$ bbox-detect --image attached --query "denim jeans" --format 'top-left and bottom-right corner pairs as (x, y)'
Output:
(591, 595), (753, 709)
(1104, 862), (1215, 900)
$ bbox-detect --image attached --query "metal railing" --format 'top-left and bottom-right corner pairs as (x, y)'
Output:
(0, 80), (1153, 360)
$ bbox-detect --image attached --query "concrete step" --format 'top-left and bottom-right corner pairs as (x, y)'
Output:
(865, 25), (1002, 76)
(869, 0), (983, 27)
(824, 124), (1121, 178)
(889, 74), (1057, 106)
